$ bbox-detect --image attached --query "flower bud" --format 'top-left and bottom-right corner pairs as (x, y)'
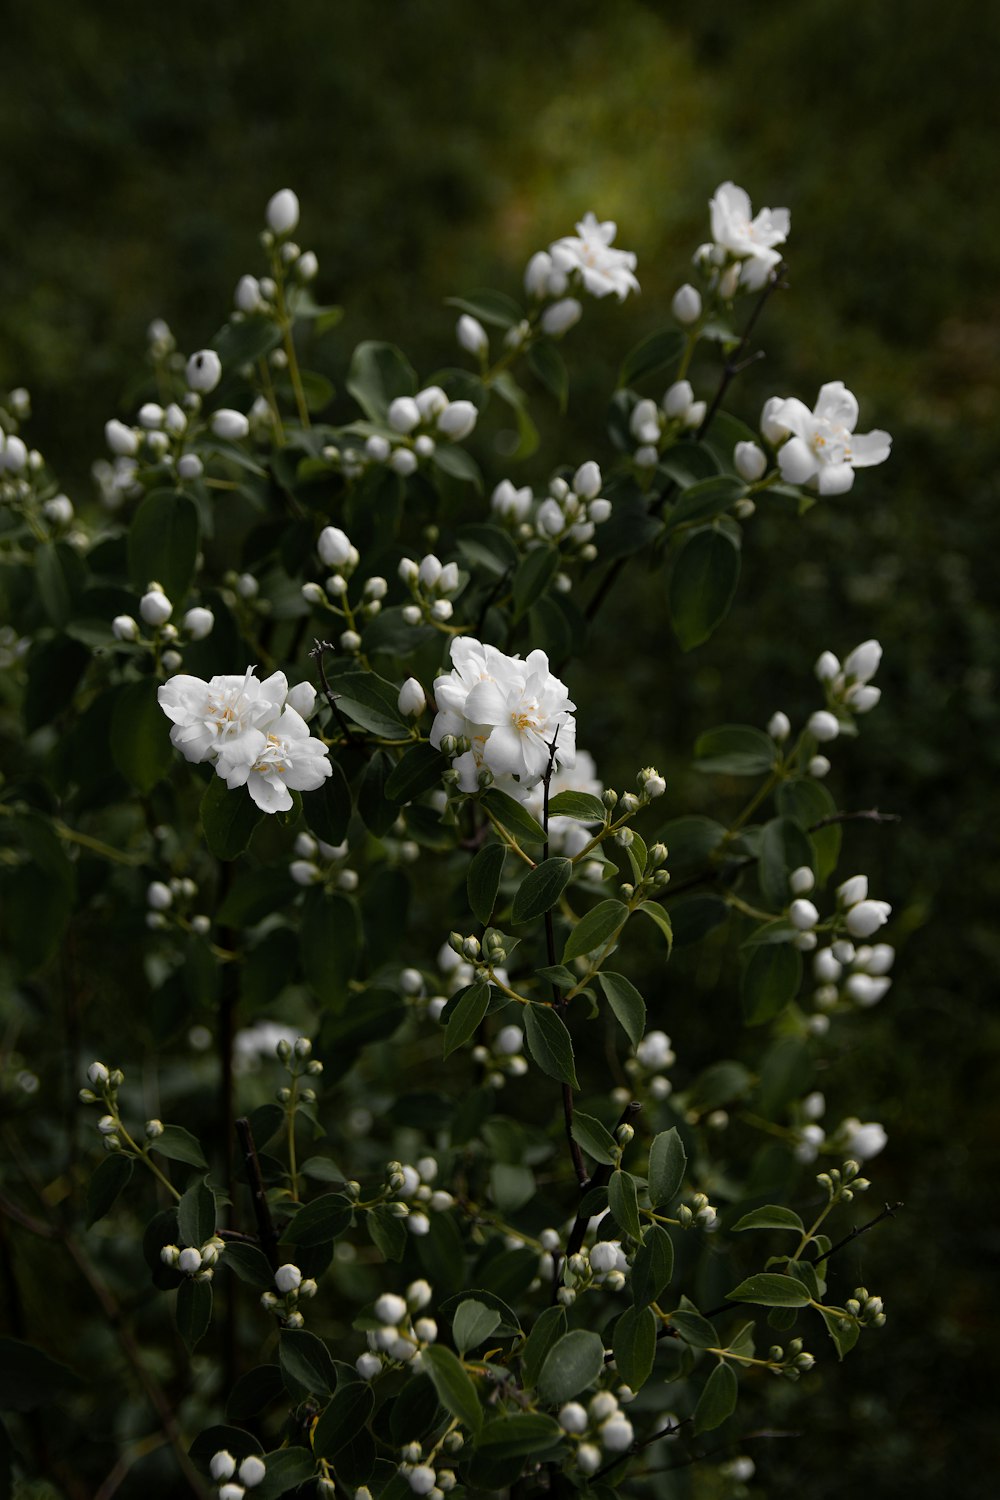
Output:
(211, 1451), (237, 1481)
(340, 630), (361, 653)
(275, 1263), (302, 1295)
(734, 440), (767, 482)
(541, 297), (582, 336)
(177, 453), (203, 480)
(391, 448), (418, 477)
(663, 380), (694, 419)
(559, 1401), (588, 1433)
(105, 419), (138, 457)
(388, 396), (421, 434)
(456, 314), (488, 357)
(237, 1456), (266, 1488)
(524, 250), (554, 297)
(140, 589), (172, 626)
(671, 283), (702, 324)
(808, 710), (840, 742)
(789, 865), (815, 896)
(844, 639), (882, 683)
(185, 350), (222, 394)
(43, 495), (74, 527)
(178, 1247), (202, 1274)
(768, 710), (791, 742)
(809, 755), (831, 778)
(183, 606), (214, 640)
(576, 1443), (602, 1475)
(111, 614), (139, 642)
(437, 401), (478, 441)
(573, 460), (602, 500)
(845, 900), (891, 939)
(789, 898), (819, 931)
(848, 684), (881, 714)
(266, 188), (300, 235)
(837, 875), (868, 907)
(211, 409), (250, 441)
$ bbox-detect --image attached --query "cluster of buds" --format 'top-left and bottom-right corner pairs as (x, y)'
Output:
(616, 837), (669, 908)
(834, 875), (891, 941)
(627, 1030), (676, 1100)
(811, 640), (883, 741)
(677, 1190), (720, 1231)
(325, 386), (479, 483)
(289, 831), (358, 892)
(813, 938), (894, 1012)
(384, 1160), (453, 1237)
(830, 1119), (887, 1163)
(161, 1235), (224, 1282)
(79, 1060), (125, 1119)
(232, 188), (318, 321)
(792, 1089), (828, 1163)
(218, 569), (265, 615)
(0, 405), (79, 539)
(112, 581), (215, 669)
(523, 212), (640, 348)
(260, 1261), (318, 1327)
(398, 1447), (457, 1498)
(398, 552), (462, 626)
(491, 462), (612, 561)
(301, 526), (383, 655)
(815, 1158), (875, 1208)
(357, 1283), (438, 1380)
(630, 382), (707, 469)
(210, 1449), (267, 1499)
(842, 1286), (887, 1330)
(558, 1389), (635, 1475)
(561, 1238), (630, 1303)
(144, 875), (212, 936)
(764, 1337), (817, 1381)
(436, 931), (511, 1002)
(472, 1023), (529, 1089)
(786, 864), (822, 951)
(273, 1035), (323, 1111)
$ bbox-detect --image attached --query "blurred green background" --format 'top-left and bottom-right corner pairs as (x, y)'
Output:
(2, 0), (998, 1494)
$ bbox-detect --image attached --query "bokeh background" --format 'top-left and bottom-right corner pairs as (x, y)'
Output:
(2, 0), (998, 1494)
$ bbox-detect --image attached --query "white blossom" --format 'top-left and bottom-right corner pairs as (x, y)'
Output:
(671, 283), (702, 324)
(845, 899), (891, 939)
(437, 401), (478, 442)
(541, 298), (582, 337)
(734, 440), (767, 482)
(318, 526), (353, 567)
(140, 588), (173, 626)
(186, 350), (222, 394)
(550, 212), (639, 301)
(183, 606), (214, 640)
(105, 419), (138, 457)
(842, 1119), (887, 1160)
(399, 677), (427, 717)
(709, 181), (789, 290)
(112, 614), (139, 642)
(769, 382), (891, 496)
(456, 314), (488, 357)
(266, 188), (300, 235)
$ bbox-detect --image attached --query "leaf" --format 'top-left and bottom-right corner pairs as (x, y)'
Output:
(693, 1360), (738, 1434)
(35, 541), (85, 626)
(443, 980), (491, 1058)
(670, 1299), (718, 1349)
(778, 776), (841, 882)
(546, 790), (605, 823)
(727, 1274), (813, 1308)
(657, 815), (728, 876)
(687, 1059), (752, 1112)
(385, 743), (447, 803)
(127, 489), (199, 602)
(512, 545), (559, 620)
(758, 816), (816, 911)
(511, 857), (572, 924)
(571, 1111), (618, 1167)
(456, 522), (519, 579)
(666, 475), (746, 530)
(522, 1305), (567, 1388)
(211, 314), (283, 369)
(313, 1381), (375, 1460)
(446, 289), (524, 329)
(110, 677), (174, 793)
(694, 724), (777, 776)
(453, 1300), (502, 1354)
(647, 1128), (686, 1207)
(741, 941), (802, 1026)
(597, 972), (646, 1049)
(493, 371), (540, 459)
(669, 526), (741, 650)
(630, 1225), (674, 1309)
(613, 1304), (657, 1390)
(480, 788), (547, 845)
(432, 444), (483, 491)
(85, 1154), (133, 1227)
(820, 1305), (861, 1360)
(333, 671), (411, 739)
(669, 894), (730, 947)
(438, 1288), (521, 1338)
(300, 891), (360, 1007)
(468, 844), (507, 926)
(279, 1328), (336, 1397)
(420, 1345), (482, 1436)
(226, 1364), (284, 1421)
(176, 1278), (213, 1352)
(561, 898), (627, 963)
(732, 1206), (805, 1233)
(534, 963), (578, 989)
(223, 1242), (276, 1289)
(490, 1162), (535, 1212)
(366, 1203), (408, 1262)
(346, 340), (418, 421)
(528, 340), (569, 410)
(537, 1329), (605, 1405)
(152, 1124), (207, 1168)
(280, 1193), (354, 1248)
(618, 328), (686, 388)
(475, 1412), (563, 1459)
(0, 1339), (77, 1411)
(636, 902), (673, 954)
(523, 1002), (578, 1088)
(306, 758), (352, 846)
(608, 1170), (643, 1241)
(178, 1178), (216, 1247)
(254, 1447), (320, 1500)
(200, 775), (264, 860)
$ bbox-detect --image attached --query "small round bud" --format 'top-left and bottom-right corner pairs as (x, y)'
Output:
(809, 755), (831, 779)
(275, 1263), (302, 1295)
(185, 350), (222, 394)
(238, 1456), (267, 1488)
(145, 1118), (164, 1139)
(808, 710), (841, 742)
(211, 1451), (237, 1481)
(266, 188), (300, 236)
(140, 589), (172, 626)
(178, 1247), (202, 1274)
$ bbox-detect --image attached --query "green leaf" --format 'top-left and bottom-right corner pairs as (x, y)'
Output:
(537, 1329), (605, 1405)
(636, 901), (673, 953)
(480, 788), (547, 845)
(546, 790), (605, 823)
(778, 776), (841, 882)
(254, 1447), (320, 1500)
(522, 1305), (566, 1388)
(475, 1412), (562, 1459)
(528, 340), (569, 410)
(618, 329), (685, 388)
(346, 340), (417, 421)
(534, 962), (578, 989)
(687, 1059), (752, 1111)
(432, 444), (483, 491)
(110, 677), (174, 793)
(608, 1170), (643, 1241)
(493, 371), (540, 459)
(438, 1288), (521, 1338)
(226, 1364), (284, 1421)
(127, 489), (199, 602)
(85, 1154), (133, 1227)
(670, 1298), (719, 1348)
(446, 289), (524, 328)
(420, 1345), (482, 1436)
(669, 526), (741, 650)
(820, 1305), (861, 1360)
(443, 980), (491, 1058)
(727, 1274), (813, 1308)
(468, 844), (507, 926)
(35, 541), (86, 626)
(613, 1304), (657, 1390)
(280, 1193), (354, 1248)
(693, 1359), (738, 1434)
(631, 1224), (674, 1309)
(152, 1124), (207, 1168)
(456, 522), (519, 579)
(694, 724), (778, 776)
(511, 857), (572, 924)
(490, 1162), (535, 1212)
(333, 671), (411, 739)
(597, 972), (647, 1049)
(647, 1128), (686, 1207)
(313, 1381), (375, 1460)
(279, 1328), (336, 1397)
(561, 899), (627, 963)
(385, 742), (447, 803)
(732, 1206), (805, 1233)
(523, 1002), (578, 1088)
(657, 815), (728, 876)
(306, 758), (352, 846)
(222, 1242), (276, 1289)
(759, 817), (815, 911)
(178, 1178), (216, 1247)
(211, 313), (283, 368)
(366, 1203), (408, 1262)
(200, 775), (264, 860)
(741, 941), (802, 1026)
(300, 891), (360, 1007)
(453, 1300), (502, 1354)
(512, 545), (559, 620)
(176, 1278), (212, 1352)
(666, 475), (746, 530)
(571, 1111), (618, 1167)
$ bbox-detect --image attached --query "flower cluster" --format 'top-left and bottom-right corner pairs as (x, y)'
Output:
(700, 180), (791, 294)
(813, 938), (895, 1012)
(762, 382), (891, 496)
(145, 875), (212, 936)
(430, 636), (576, 798)
(158, 667), (332, 813)
(161, 1235), (225, 1281)
(627, 1029), (676, 1100)
(384, 1159), (454, 1237)
(526, 211), (640, 307)
(398, 552), (462, 626)
(324, 386), (478, 482)
(630, 380), (708, 468)
(210, 1449), (266, 1500)
(558, 1390), (635, 1475)
(357, 1283), (438, 1378)
(260, 1261), (318, 1327)
(491, 462), (611, 558)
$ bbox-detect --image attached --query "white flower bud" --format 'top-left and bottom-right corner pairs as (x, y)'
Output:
(576, 1444), (602, 1476)
(140, 589), (172, 626)
(185, 350), (222, 394)
(211, 1452), (237, 1481)
(437, 400), (478, 441)
(374, 1292), (408, 1325)
(301, 582), (325, 605)
(275, 1263), (302, 1295)
(671, 283), (702, 324)
(318, 526), (353, 567)
(541, 297), (582, 336)
(182, 606), (214, 641)
(845, 900), (891, 939)
(235, 275), (263, 313)
(734, 440), (767, 482)
(685, 400), (707, 428)
(388, 396), (421, 433)
(408, 1211), (430, 1236)
(178, 1247), (202, 1274)
(356, 1352), (382, 1380)
(847, 684), (881, 714)
(815, 650), (841, 682)
(177, 453), (203, 480)
(524, 250), (554, 297)
(456, 314), (488, 357)
(402, 604), (422, 625)
(87, 1061), (110, 1086)
(105, 419), (138, 457)
(415, 385), (448, 421)
(837, 875), (869, 907)
(339, 629), (361, 653)
(846, 974), (891, 1006)
(814, 948), (842, 983)
(573, 460), (602, 499)
(600, 1416), (634, 1452)
(147, 881), (173, 911)
(793, 930), (818, 952)
(266, 188), (300, 235)
(844, 639), (882, 683)
(789, 899), (819, 931)
(808, 755), (831, 778)
(418, 554), (443, 589)
(112, 614), (139, 642)
(663, 380), (694, 419)
(430, 599), (453, 622)
(760, 395), (790, 444)
(559, 1401), (588, 1433)
(238, 1456), (266, 1488)
(589, 1392), (618, 1422)
(289, 860), (320, 887)
(218, 1485), (245, 1500)
(211, 409), (250, 441)
(768, 710), (791, 742)
(789, 866), (815, 896)
(408, 1467), (436, 1495)
(414, 1317), (438, 1343)
(589, 1241), (619, 1274)
(808, 710), (840, 742)
(589, 497), (612, 525)
(398, 677), (426, 717)
(391, 448), (418, 476)
(843, 1120), (887, 1159)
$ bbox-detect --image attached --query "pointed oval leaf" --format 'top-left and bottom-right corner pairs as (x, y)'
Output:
(480, 788), (547, 845)
(608, 1170), (643, 1242)
(511, 857), (572, 924)
(727, 1273), (812, 1307)
(693, 1359), (738, 1434)
(420, 1345), (482, 1436)
(453, 1300), (502, 1354)
(313, 1381), (375, 1460)
(732, 1205), (805, 1233)
(562, 899), (627, 964)
(443, 980), (491, 1059)
(631, 1224), (674, 1309)
(571, 1111), (617, 1167)
(279, 1328), (336, 1397)
(741, 941), (803, 1026)
(537, 1329), (605, 1405)
(669, 526), (741, 651)
(200, 775), (264, 860)
(468, 843), (507, 926)
(613, 1304), (657, 1390)
(597, 972), (646, 1049)
(648, 1128), (686, 1208)
(523, 1003), (578, 1088)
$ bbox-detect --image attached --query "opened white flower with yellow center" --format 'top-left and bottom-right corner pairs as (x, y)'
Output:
(550, 213), (640, 302)
(708, 181), (790, 290)
(767, 382), (891, 496)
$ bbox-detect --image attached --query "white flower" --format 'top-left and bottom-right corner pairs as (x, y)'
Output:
(437, 401), (478, 441)
(183, 606), (214, 640)
(541, 298), (582, 337)
(842, 1119), (887, 1160)
(491, 478), (533, 522)
(845, 900), (891, 939)
(266, 188), (300, 235)
(672, 283), (702, 324)
(769, 382), (891, 496)
(186, 350), (222, 394)
(550, 213), (639, 301)
(398, 678), (427, 717)
(709, 181), (789, 290)
(430, 637), (576, 798)
(636, 1030), (674, 1070)
(456, 314), (488, 357)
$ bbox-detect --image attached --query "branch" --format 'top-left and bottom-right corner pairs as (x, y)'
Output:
(696, 263), (787, 441)
(310, 639), (355, 743)
(809, 808), (901, 830)
(235, 1116), (281, 1271)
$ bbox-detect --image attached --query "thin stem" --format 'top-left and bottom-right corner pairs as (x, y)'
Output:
(235, 1116), (280, 1271)
(286, 1075), (300, 1203)
(272, 266), (311, 429)
(696, 264), (787, 442)
(310, 639), (355, 743)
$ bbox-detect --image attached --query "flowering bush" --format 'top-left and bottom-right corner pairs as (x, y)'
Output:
(0, 181), (901, 1498)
